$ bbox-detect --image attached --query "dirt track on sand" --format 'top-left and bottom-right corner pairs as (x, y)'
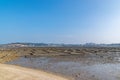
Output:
(0, 63), (68, 80)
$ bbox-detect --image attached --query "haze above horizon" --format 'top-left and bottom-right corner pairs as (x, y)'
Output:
(0, 0), (120, 44)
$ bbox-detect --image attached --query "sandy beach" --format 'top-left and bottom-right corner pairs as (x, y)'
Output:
(0, 63), (68, 80)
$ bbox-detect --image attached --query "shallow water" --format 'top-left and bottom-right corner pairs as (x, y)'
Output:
(7, 57), (120, 80)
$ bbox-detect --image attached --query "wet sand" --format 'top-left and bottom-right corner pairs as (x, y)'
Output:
(7, 56), (120, 80)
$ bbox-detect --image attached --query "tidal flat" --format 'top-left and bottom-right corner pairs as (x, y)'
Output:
(1, 47), (120, 80)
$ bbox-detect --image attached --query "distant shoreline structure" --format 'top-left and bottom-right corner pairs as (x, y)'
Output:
(0, 42), (120, 48)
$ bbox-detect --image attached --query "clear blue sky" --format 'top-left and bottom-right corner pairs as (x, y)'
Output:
(0, 0), (120, 44)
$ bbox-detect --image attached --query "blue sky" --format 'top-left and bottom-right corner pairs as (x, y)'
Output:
(0, 0), (120, 44)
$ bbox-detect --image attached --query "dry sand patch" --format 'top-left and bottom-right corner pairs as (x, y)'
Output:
(0, 63), (68, 80)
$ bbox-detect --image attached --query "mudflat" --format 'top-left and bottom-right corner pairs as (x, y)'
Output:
(1, 47), (120, 80)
